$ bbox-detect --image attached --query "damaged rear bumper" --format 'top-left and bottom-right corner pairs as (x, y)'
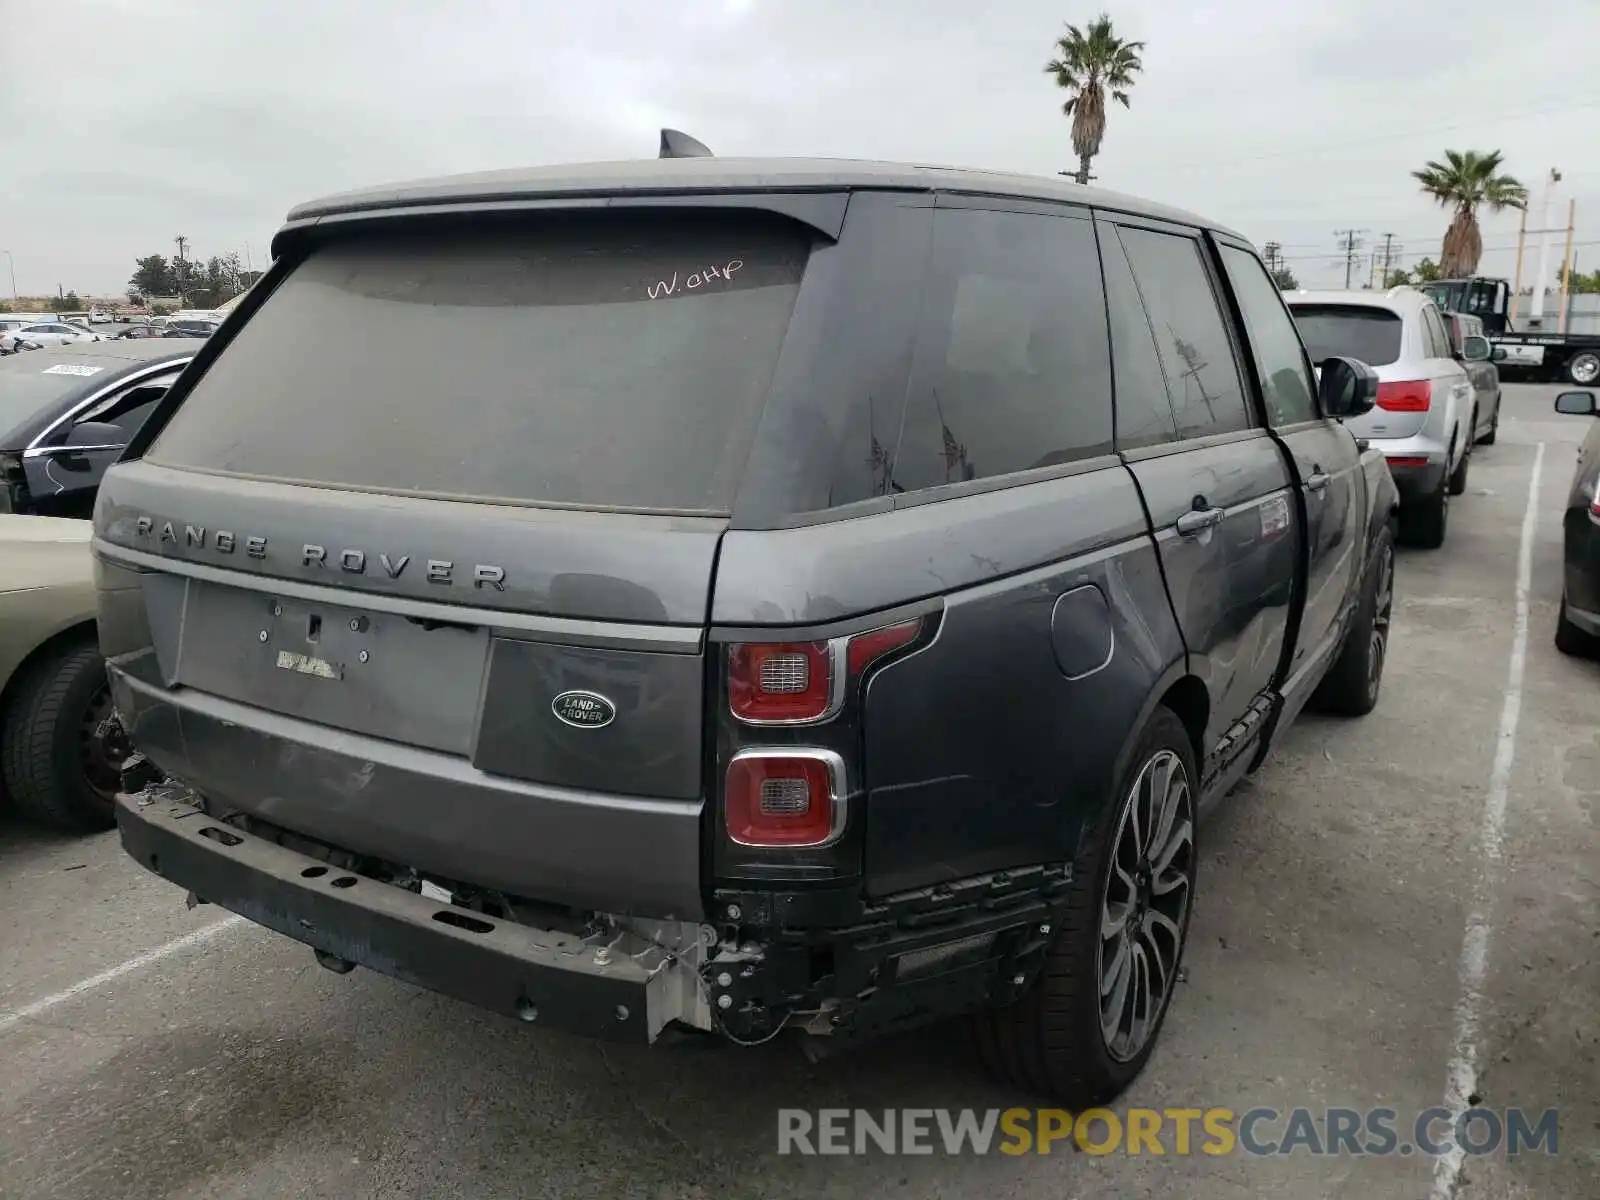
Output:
(115, 787), (714, 1043)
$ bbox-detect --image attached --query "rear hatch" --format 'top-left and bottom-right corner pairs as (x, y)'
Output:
(95, 208), (815, 911)
(1291, 302), (1427, 439)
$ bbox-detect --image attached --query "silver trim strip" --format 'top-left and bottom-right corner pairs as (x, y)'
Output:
(22, 444), (125, 459)
(26, 359), (191, 450)
(724, 746), (848, 849)
(92, 538), (705, 653)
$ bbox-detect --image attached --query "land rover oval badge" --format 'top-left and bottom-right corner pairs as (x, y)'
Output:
(551, 690), (616, 729)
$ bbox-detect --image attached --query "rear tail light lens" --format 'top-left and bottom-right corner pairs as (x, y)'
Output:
(724, 750), (844, 847)
(1386, 456), (1429, 468)
(1589, 490), (1600, 519)
(728, 641), (832, 722)
(728, 617), (923, 725)
(1376, 380), (1432, 411)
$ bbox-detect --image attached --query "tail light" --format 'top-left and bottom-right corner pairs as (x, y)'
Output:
(725, 749), (845, 847)
(1377, 380), (1431, 412)
(728, 618), (922, 724)
(1589, 489), (1600, 519)
(1385, 456), (1429, 468)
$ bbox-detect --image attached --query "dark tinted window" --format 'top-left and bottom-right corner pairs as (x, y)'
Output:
(1101, 227), (1178, 449)
(1219, 245), (1318, 426)
(147, 211), (810, 512)
(1116, 227), (1250, 438)
(742, 194), (932, 515)
(1290, 304), (1403, 368)
(1422, 306), (1453, 358)
(0, 356), (107, 439)
(892, 207), (1112, 491)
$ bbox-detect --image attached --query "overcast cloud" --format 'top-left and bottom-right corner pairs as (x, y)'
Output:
(2, 0), (1597, 299)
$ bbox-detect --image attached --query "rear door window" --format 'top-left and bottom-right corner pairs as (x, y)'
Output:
(1289, 304), (1404, 368)
(1422, 305), (1454, 359)
(1115, 227), (1251, 438)
(1101, 226), (1178, 449)
(145, 211), (812, 513)
(891, 206), (1113, 491)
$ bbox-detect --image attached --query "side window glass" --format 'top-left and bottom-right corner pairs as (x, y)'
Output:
(1218, 244), (1319, 426)
(1101, 227), (1178, 449)
(893, 207), (1113, 491)
(1116, 227), (1252, 438)
(1423, 307), (1449, 358)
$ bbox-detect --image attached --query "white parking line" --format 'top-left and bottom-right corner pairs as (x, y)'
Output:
(0, 915), (245, 1036)
(1430, 440), (1545, 1200)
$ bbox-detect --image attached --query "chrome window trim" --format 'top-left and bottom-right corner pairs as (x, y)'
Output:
(25, 359), (191, 451)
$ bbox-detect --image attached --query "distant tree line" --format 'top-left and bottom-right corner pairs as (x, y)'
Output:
(128, 251), (263, 309)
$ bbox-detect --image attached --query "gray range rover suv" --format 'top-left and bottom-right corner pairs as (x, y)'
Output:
(96, 148), (1397, 1105)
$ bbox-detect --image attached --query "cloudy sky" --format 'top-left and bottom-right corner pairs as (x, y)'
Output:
(3, 0), (1597, 300)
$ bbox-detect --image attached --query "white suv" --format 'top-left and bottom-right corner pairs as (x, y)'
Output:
(0, 321), (102, 353)
(1287, 287), (1481, 548)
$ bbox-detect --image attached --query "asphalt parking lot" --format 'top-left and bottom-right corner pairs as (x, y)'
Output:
(2, 381), (1598, 1200)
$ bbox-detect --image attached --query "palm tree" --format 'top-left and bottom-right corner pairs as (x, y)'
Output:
(1045, 14), (1144, 186)
(1411, 150), (1528, 278)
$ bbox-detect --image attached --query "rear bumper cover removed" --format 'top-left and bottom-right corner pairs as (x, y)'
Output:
(115, 787), (711, 1043)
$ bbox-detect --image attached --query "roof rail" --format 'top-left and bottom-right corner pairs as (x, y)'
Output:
(659, 129), (713, 159)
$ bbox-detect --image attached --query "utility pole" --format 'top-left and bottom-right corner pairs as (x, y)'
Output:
(1509, 204), (1529, 325)
(1335, 229), (1367, 289)
(1558, 199), (1578, 335)
(1528, 168), (1562, 327)
(1377, 233), (1399, 287)
(174, 234), (190, 305)
(1262, 242), (1284, 275)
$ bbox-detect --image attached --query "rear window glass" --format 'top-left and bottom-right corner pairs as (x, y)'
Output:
(145, 212), (811, 512)
(0, 356), (107, 439)
(1289, 304), (1403, 368)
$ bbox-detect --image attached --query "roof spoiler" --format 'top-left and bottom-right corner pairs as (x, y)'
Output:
(659, 129), (713, 159)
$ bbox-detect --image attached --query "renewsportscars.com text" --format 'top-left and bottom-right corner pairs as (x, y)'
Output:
(776, 1107), (1560, 1158)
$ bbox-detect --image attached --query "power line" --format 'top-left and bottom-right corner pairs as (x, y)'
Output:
(1135, 96), (1600, 176)
(1335, 229), (1368, 289)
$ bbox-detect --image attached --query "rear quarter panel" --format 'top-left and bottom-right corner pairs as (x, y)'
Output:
(0, 538), (98, 690)
(713, 462), (1187, 899)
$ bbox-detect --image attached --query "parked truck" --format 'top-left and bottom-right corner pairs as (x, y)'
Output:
(1420, 276), (1600, 385)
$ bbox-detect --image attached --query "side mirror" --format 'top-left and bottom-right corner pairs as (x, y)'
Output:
(1317, 355), (1379, 419)
(1554, 391), (1599, 417)
(62, 420), (128, 448)
(1462, 335), (1492, 362)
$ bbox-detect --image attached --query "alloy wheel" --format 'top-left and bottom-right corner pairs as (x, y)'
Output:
(1367, 543), (1394, 700)
(79, 685), (129, 800)
(1097, 748), (1194, 1062)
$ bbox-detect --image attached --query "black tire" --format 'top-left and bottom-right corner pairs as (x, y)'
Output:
(1312, 524), (1395, 716)
(1478, 409), (1498, 446)
(1448, 427), (1472, 496)
(1555, 595), (1600, 657)
(974, 707), (1197, 1107)
(1, 638), (119, 832)
(1568, 352), (1600, 387)
(1401, 471), (1449, 549)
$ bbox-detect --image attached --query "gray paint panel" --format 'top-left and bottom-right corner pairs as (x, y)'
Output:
(711, 465), (1150, 625)
(95, 460), (723, 627)
(859, 507), (1185, 897)
(107, 656), (705, 920)
(474, 637), (704, 801)
(1124, 433), (1297, 752)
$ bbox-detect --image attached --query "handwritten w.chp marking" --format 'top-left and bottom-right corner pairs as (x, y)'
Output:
(647, 259), (744, 300)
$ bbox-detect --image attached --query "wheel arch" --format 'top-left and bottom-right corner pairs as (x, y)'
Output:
(0, 619), (100, 728)
(1108, 659), (1207, 806)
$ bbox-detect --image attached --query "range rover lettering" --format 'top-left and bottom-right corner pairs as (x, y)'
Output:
(96, 144), (1398, 1105)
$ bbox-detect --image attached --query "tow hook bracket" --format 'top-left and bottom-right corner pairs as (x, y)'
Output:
(314, 949), (358, 975)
